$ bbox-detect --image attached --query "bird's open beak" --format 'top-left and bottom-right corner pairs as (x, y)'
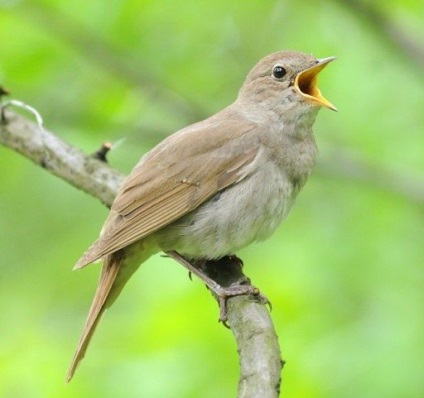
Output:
(295, 56), (337, 111)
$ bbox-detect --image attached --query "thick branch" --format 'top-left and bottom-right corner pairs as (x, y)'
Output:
(0, 109), (282, 397)
(0, 109), (123, 207)
(201, 257), (282, 397)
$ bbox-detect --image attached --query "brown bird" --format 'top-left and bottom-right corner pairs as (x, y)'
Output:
(66, 50), (336, 381)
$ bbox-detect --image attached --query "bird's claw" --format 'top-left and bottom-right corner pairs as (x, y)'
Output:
(212, 284), (271, 323)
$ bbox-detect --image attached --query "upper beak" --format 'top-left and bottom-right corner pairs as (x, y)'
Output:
(295, 56), (337, 111)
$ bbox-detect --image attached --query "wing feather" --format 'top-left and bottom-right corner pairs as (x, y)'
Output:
(75, 113), (259, 269)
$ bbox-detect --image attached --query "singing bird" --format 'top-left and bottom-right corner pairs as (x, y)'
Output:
(67, 50), (336, 381)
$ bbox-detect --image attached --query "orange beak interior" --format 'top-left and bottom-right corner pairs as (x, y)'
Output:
(295, 57), (337, 111)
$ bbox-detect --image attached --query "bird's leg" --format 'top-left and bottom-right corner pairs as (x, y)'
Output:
(166, 251), (270, 322)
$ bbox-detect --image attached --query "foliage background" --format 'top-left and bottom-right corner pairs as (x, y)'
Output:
(0, 0), (423, 397)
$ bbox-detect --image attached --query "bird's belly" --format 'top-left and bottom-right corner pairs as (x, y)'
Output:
(158, 168), (296, 259)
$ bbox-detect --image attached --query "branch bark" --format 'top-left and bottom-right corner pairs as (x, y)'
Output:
(0, 109), (283, 397)
(0, 109), (123, 206)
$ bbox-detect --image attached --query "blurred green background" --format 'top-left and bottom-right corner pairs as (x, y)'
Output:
(1, 0), (423, 397)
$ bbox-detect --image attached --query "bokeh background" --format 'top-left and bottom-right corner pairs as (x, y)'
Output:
(1, 1), (423, 397)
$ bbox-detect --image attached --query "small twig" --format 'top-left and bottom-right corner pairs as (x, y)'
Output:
(0, 85), (10, 98)
(92, 141), (113, 163)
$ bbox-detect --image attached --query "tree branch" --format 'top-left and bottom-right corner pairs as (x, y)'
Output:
(0, 109), (283, 397)
(0, 109), (123, 207)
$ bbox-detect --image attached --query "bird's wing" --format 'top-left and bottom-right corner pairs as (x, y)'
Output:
(75, 114), (260, 268)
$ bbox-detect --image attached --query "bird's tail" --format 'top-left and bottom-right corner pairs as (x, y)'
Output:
(66, 251), (122, 382)
(66, 239), (156, 382)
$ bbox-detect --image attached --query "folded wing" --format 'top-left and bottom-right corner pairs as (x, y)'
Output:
(74, 113), (260, 269)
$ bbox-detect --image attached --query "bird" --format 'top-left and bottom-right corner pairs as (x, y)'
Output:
(66, 50), (336, 382)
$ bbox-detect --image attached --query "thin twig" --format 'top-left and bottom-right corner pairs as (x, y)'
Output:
(92, 142), (113, 163)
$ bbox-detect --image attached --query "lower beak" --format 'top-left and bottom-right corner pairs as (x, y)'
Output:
(295, 56), (337, 111)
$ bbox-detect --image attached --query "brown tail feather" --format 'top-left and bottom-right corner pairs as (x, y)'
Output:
(67, 240), (156, 382)
(66, 252), (121, 382)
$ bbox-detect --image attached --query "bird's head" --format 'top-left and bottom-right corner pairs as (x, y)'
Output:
(238, 51), (337, 117)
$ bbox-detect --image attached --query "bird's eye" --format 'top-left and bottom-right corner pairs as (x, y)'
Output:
(272, 66), (287, 79)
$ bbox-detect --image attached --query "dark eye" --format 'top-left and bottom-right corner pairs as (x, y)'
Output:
(272, 66), (287, 79)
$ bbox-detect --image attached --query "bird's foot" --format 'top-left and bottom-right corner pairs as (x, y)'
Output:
(165, 251), (271, 323)
(209, 283), (270, 323)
